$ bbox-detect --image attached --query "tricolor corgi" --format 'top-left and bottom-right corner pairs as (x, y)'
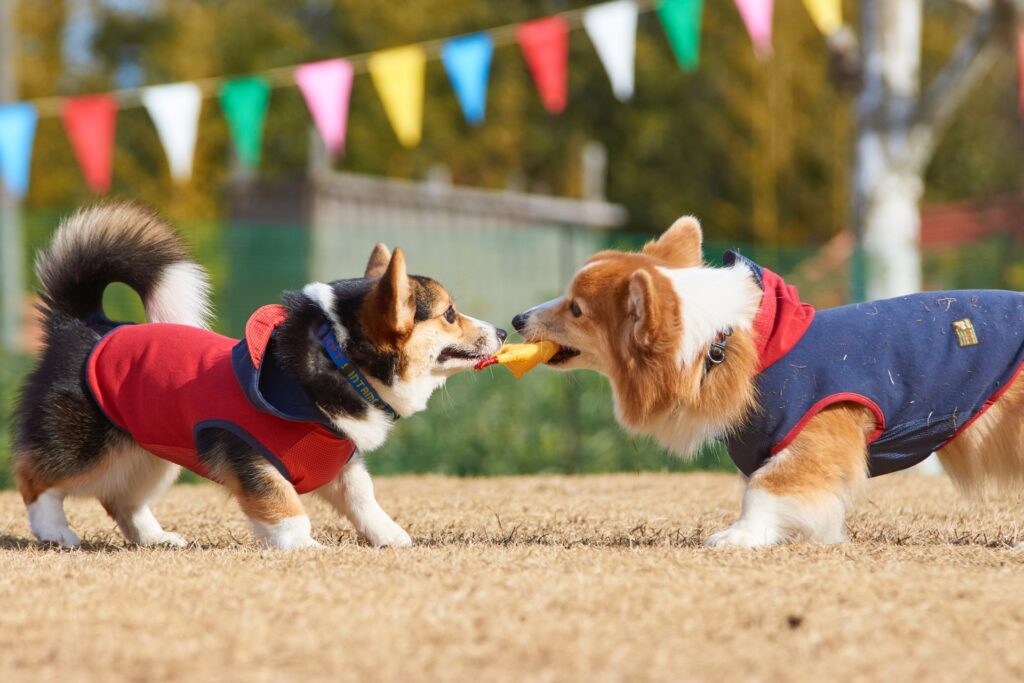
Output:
(13, 202), (505, 549)
(513, 216), (1024, 548)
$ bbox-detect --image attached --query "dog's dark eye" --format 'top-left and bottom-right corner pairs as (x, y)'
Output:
(570, 301), (582, 318)
(443, 305), (457, 324)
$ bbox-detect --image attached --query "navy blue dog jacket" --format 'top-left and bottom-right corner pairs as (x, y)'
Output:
(721, 252), (1024, 477)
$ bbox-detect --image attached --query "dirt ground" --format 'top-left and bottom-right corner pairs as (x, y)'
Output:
(1, 473), (1022, 683)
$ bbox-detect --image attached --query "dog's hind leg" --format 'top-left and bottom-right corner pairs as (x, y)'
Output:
(94, 443), (186, 547)
(707, 404), (873, 548)
(16, 457), (82, 548)
(314, 454), (412, 548)
(26, 490), (81, 548)
(937, 372), (1024, 549)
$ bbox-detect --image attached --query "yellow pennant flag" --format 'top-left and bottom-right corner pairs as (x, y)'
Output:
(802, 0), (842, 36)
(368, 45), (426, 148)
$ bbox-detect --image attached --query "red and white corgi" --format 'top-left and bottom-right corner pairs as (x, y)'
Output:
(513, 216), (1024, 548)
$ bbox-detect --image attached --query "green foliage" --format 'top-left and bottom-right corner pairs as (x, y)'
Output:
(371, 369), (734, 477)
(0, 353), (33, 489)
(0, 348), (732, 491)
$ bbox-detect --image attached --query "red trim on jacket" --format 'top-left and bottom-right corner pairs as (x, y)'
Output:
(751, 267), (816, 373)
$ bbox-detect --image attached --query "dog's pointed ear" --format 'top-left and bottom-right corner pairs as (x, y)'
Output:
(369, 247), (415, 336)
(365, 243), (391, 278)
(626, 269), (660, 348)
(643, 216), (702, 268)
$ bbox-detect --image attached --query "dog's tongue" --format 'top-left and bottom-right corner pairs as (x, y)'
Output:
(474, 341), (561, 378)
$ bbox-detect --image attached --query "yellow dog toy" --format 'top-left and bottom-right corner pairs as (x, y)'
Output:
(474, 341), (560, 379)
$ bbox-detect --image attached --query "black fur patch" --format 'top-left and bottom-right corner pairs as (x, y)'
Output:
(37, 202), (190, 320)
(13, 312), (122, 484)
(410, 276), (441, 322)
(197, 428), (284, 497)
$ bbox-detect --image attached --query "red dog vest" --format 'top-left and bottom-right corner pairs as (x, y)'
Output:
(85, 305), (356, 493)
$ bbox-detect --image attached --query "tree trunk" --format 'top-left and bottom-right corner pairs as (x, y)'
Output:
(852, 0), (924, 301)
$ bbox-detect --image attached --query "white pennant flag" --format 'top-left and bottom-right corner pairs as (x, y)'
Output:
(141, 82), (202, 182)
(583, 0), (639, 102)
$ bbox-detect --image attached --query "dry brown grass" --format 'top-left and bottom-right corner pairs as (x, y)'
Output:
(1, 473), (1023, 683)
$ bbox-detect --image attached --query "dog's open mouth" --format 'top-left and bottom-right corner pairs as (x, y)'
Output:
(437, 346), (488, 363)
(546, 345), (581, 365)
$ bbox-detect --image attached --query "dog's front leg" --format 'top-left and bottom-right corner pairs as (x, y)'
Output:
(316, 454), (412, 548)
(707, 404), (872, 548)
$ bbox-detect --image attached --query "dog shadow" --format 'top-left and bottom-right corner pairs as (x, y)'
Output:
(0, 533), (131, 552)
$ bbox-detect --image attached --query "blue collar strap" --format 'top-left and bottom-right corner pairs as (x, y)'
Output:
(316, 323), (400, 422)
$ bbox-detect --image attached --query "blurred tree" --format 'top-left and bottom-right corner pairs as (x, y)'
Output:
(11, 0), (1024, 246)
(841, 0), (1024, 301)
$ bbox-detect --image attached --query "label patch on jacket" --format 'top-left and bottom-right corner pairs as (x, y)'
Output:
(952, 318), (978, 347)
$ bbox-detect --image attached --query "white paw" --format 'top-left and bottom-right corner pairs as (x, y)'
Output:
(266, 535), (323, 551)
(251, 515), (322, 551)
(137, 531), (188, 548)
(364, 520), (413, 548)
(706, 524), (783, 548)
(35, 524), (81, 549)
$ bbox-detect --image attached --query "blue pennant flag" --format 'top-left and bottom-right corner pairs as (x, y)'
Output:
(0, 103), (38, 197)
(441, 32), (493, 126)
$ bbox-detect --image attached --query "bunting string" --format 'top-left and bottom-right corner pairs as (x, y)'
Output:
(25, 0), (661, 119)
(0, 0), (851, 196)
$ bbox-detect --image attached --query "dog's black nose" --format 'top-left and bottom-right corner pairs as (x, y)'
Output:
(512, 313), (529, 332)
(495, 327), (508, 343)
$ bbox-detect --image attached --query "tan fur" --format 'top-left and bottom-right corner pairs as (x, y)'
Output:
(641, 215), (703, 268)
(14, 457), (43, 506)
(15, 451), (115, 506)
(937, 372), (1024, 491)
(218, 467), (306, 525)
(363, 247), (415, 345)
(754, 404), (874, 498)
(364, 243), (391, 278)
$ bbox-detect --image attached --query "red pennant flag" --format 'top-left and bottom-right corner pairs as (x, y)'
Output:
(62, 95), (118, 193)
(517, 16), (569, 114)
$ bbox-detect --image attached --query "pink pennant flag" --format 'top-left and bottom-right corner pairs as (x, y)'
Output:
(734, 0), (773, 58)
(295, 58), (354, 156)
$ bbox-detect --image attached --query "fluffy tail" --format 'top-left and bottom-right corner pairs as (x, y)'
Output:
(35, 201), (212, 328)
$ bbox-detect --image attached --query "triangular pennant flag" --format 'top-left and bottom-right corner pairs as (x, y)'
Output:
(657, 0), (704, 71)
(368, 46), (426, 148)
(0, 103), (38, 198)
(62, 95), (118, 193)
(141, 82), (202, 182)
(517, 16), (570, 114)
(295, 58), (354, 156)
(219, 76), (271, 168)
(583, 1), (639, 101)
(441, 33), (494, 126)
(802, 0), (841, 36)
(734, 0), (774, 58)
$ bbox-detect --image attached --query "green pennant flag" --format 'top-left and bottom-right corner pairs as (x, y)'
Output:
(657, 0), (704, 71)
(219, 76), (271, 168)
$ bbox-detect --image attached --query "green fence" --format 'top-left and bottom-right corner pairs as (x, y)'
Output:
(3, 212), (1022, 486)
